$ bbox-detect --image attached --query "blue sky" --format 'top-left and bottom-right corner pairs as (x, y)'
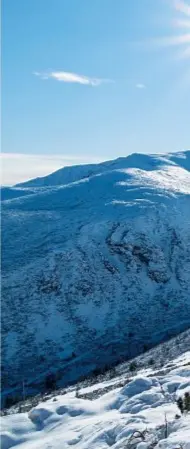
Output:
(2, 0), (190, 184)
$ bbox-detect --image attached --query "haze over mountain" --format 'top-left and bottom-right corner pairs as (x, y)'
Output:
(1, 150), (190, 399)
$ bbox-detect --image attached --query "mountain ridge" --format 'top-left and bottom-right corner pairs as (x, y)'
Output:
(15, 150), (190, 188)
(2, 150), (190, 398)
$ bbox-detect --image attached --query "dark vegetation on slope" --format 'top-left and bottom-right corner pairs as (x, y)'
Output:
(1, 328), (190, 412)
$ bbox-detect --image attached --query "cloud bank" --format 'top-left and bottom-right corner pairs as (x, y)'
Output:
(1, 153), (105, 186)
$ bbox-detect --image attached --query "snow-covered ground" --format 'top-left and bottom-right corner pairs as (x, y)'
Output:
(1, 150), (190, 397)
(1, 330), (190, 449)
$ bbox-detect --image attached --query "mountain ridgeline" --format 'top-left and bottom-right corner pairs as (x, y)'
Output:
(1, 151), (190, 397)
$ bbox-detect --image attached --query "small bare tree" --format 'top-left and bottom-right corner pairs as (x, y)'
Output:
(75, 385), (80, 398)
(164, 413), (168, 439)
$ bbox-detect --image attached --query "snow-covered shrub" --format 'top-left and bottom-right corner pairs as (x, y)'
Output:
(184, 392), (190, 412)
(45, 373), (56, 390)
(129, 361), (138, 372)
(148, 358), (154, 366)
(177, 392), (190, 414)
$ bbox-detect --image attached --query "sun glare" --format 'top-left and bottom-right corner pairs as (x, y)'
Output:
(174, 0), (190, 15)
(171, 1), (190, 58)
(153, 1), (190, 62)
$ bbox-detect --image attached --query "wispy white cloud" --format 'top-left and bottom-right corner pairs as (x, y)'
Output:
(33, 71), (112, 86)
(150, 33), (190, 47)
(172, 18), (190, 28)
(1, 153), (105, 186)
(136, 83), (146, 89)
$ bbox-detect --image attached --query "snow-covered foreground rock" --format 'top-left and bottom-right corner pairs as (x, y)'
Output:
(1, 151), (190, 396)
(1, 332), (190, 449)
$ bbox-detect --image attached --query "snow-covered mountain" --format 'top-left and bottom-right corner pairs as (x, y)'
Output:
(1, 151), (190, 399)
(1, 329), (190, 449)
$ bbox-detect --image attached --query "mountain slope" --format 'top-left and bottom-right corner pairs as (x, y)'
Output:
(1, 330), (190, 449)
(1, 151), (190, 398)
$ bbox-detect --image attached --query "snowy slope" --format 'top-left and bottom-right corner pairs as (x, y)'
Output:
(1, 151), (190, 398)
(15, 151), (190, 188)
(1, 330), (190, 449)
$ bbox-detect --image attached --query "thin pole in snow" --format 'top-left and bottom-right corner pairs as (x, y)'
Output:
(22, 380), (25, 402)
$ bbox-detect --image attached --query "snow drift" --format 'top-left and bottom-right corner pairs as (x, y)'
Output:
(1, 330), (190, 449)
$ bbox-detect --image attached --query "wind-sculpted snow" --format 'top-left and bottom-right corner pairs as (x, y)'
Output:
(1, 151), (190, 397)
(1, 335), (190, 449)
